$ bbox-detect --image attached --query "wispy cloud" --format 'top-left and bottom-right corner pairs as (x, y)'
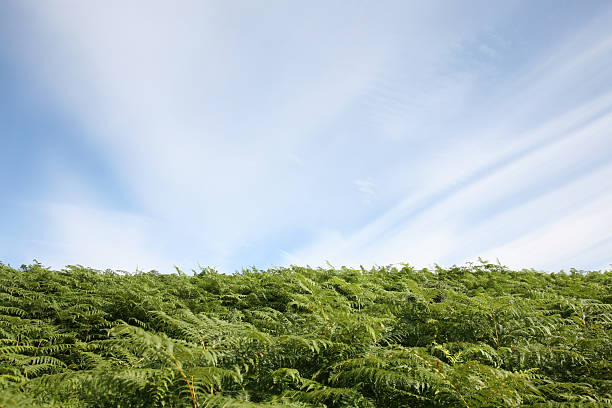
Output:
(33, 202), (165, 272)
(354, 178), (375, 203)
(282, 18), (612, 271)
(478, 44), (499, 58)
(2, 1), (611, 272)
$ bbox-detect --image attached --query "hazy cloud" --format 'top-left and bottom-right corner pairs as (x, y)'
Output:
(2, 1), (611, 272)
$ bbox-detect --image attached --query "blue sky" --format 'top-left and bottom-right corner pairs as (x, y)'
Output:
(2, 1), (612, 273)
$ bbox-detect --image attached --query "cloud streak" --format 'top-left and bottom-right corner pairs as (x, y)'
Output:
(2, 1), (611, 272)
(282, 15), (612, 271)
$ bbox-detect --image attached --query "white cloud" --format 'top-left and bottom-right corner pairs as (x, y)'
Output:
(4, 1), (612, 271)
(282, 28), (612, 272)
(29, 202), (168, 272)
(10, 1), (489, 269)
(354, 178), (375, 197)
(479, 43), (499, 58)
(479, 190), (612, 271)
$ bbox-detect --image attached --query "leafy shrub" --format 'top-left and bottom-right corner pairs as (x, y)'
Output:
(0, 261), (610, 407)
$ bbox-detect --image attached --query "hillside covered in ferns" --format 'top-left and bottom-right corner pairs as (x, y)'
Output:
(0, 261), (610, 407)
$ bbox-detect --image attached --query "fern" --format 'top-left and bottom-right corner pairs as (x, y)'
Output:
(0, 262), (609, 407)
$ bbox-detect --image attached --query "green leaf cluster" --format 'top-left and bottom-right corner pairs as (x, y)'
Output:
(0, 261), (610, 407)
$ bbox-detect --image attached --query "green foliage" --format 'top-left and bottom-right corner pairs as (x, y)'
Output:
(0, 261), (610, 407)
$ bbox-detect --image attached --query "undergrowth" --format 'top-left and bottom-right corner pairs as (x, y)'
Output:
(0, 261), (610, 407)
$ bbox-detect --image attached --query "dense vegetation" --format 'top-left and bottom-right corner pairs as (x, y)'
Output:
(0, 261), (610, 407)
